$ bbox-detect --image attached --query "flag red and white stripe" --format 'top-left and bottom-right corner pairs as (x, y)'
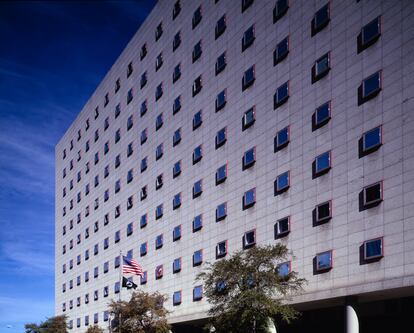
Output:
(122, 256), (144, 276)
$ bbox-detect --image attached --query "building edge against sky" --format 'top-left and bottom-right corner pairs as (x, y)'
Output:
(55, 0), (414, 332)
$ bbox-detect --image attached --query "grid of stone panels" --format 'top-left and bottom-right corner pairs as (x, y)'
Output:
(55, 0), (414, 331)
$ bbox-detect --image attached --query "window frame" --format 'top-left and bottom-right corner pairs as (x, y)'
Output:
(362, 181), (383, 208)
(274, 126), (290, 152)
(363, 237), (384, 261)
(192, 6), (202, 29)
(273, 0), (289, 23)
(215, 89), (227, 112)
(216, 202), (227, 222)
(215, 52), (227, 75)
(242, 24), (255, 51)
(215, 127), (227, 149)
(358, 70), (382, 105)
(274, 36), (289, 66)
(173, 160), (182, 178)
(315, 250), (333, 272)
(312, 52), (331, 83)
(216, 240), (227, 259)
(242, 106), (256, 130)
(243, 188), (256, 209)
(360, 125), (382, 157)
(274, 81), (289, 109)
(193, 179), (203, 198)
(242, 65), (255, 90)
(243, 229), (256, 249)
(173, 290), (182, 306)
(193, 249), (203, 266)
(358, 16), (381, 53)
(173, 257), (182, 273)
(173, 225), (181, 241)
(215, 14), (226, 39)
(243, 147), (256, 170)
(274, 171), (290, 195)
(192, 76), (202, 97)
(173, 192), (182, 210)
(216, 164), (227, 185)
(193, 214), (203, 232)
(274, 216), (291, 239)
(314, 200), (332, 225)
(192, 40), (203, 63)
(311, 3), (330, 37)
(193, 110), (203, 130)
(312, 101), (331, 131)
(193, 285), (203, 301)
(313, 151), (331, 178)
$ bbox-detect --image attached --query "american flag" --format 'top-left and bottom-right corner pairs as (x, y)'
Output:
(122, 256), (144, 276)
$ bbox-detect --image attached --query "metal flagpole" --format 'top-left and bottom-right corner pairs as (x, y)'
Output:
(119, 250), (122, 333)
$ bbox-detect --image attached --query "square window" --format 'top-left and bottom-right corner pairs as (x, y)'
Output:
(243, 230), (256, 249)
(155, 22), (163, 41)
(193, 214), (203, 232)
(358, 16), (381, 53)
(243, 147), (256, 170)
(274, 36), (289, 65)
(192, 6), (202, 29)
(215, 15), (226, 39)
(156, 83), (163, 101)
(156, 174), (163, 190)
(140, 242), (147, 256)
(140, 214), (147, 228)
(173, 225), (181, 241)
(173, 161), (181, 178)
(155, 234), (163, 250)
(173, 31), (181, 51)
(127, 89), (133, 104)
(141, 128), (148, 144)
(140, 72), (147, 88)
(173, 258), (181, 273)
(193, 111), (202, 130)
(193, 180), (203, 198)
(156, 113), (163, 131)
(363, 238), (383, 261)
(141, 157), (148, 173)
(313, 151), (331, 178)
(274, 216), (290, 238)
(192, 76), (202, 97)
(312, 3), (330, 37)
(312, 52), (330, 83)
(314, 201), (331, 225)
(173, 193), (181, 209)
(127, 62), (133, 77)
(173, 291), (182, 306)
(156, 144), (163, 160)
(140, 101), (148, 117)
(360, 125), (382, 157)
(173, 128), (182, 146)
(155, 204), (163, 219)
(155, 53), (163, 71)
(242, 0), (254, 13)
(193, 145), (203, 164)
(193, 285), (203, 301)
(216, 241), (227, 258)
(155, 265), (163, 279)
(274, 81), (289, 109)
(362, 181), (383, 208)
(216, 52), (226, 75)
(243, 188), (256, 209)
(216, 164), (227, 185)
(172, 0), (181, 19)
(274, 126), (289, 152)
(359, 71), (381, 105)
(312, 101), (331, 131)
(192, 40), (202, 63)
(315, 250), (332, 272)
(140, 186), (147, 200)
(216, 203), (227, 221)
(140, 271), (147, 285)
(173, 63), (181, 83)
(216, 127), (227, 149)
(216, 90), (227, 112)
(242, 107), (255, 130)
(277, 261), (291, 277)
(173, 96), (181, 115)
(242, 66), (255, 90)
(242, 25), (255, 51)
(140, 44), (147, 60)
(275, 171), (290, 194)
(193, 250), (203, 266)
(273, 0), (289, 23)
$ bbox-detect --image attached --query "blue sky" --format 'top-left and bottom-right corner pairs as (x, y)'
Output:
(0, 1), (155, 331)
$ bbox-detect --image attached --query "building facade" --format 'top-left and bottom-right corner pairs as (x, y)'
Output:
(55, 0), (414, 332)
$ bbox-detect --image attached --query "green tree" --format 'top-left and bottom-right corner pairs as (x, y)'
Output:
(25, 315), (68, 333)
(109, 290), (170, 333)
(85, 325), (104, 333)
(197, 244), (306, 333)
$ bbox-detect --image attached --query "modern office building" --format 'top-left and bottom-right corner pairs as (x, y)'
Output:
(55, 0), (414, 332)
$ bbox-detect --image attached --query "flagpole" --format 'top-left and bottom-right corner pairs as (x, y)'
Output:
(119, 250), (122, 333)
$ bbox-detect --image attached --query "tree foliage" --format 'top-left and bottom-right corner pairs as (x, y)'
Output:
(25, 315), (68, 333)
(85, 325), (104, 333)
(109, 290), (170, 333)
(197, 244), (306, 333)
